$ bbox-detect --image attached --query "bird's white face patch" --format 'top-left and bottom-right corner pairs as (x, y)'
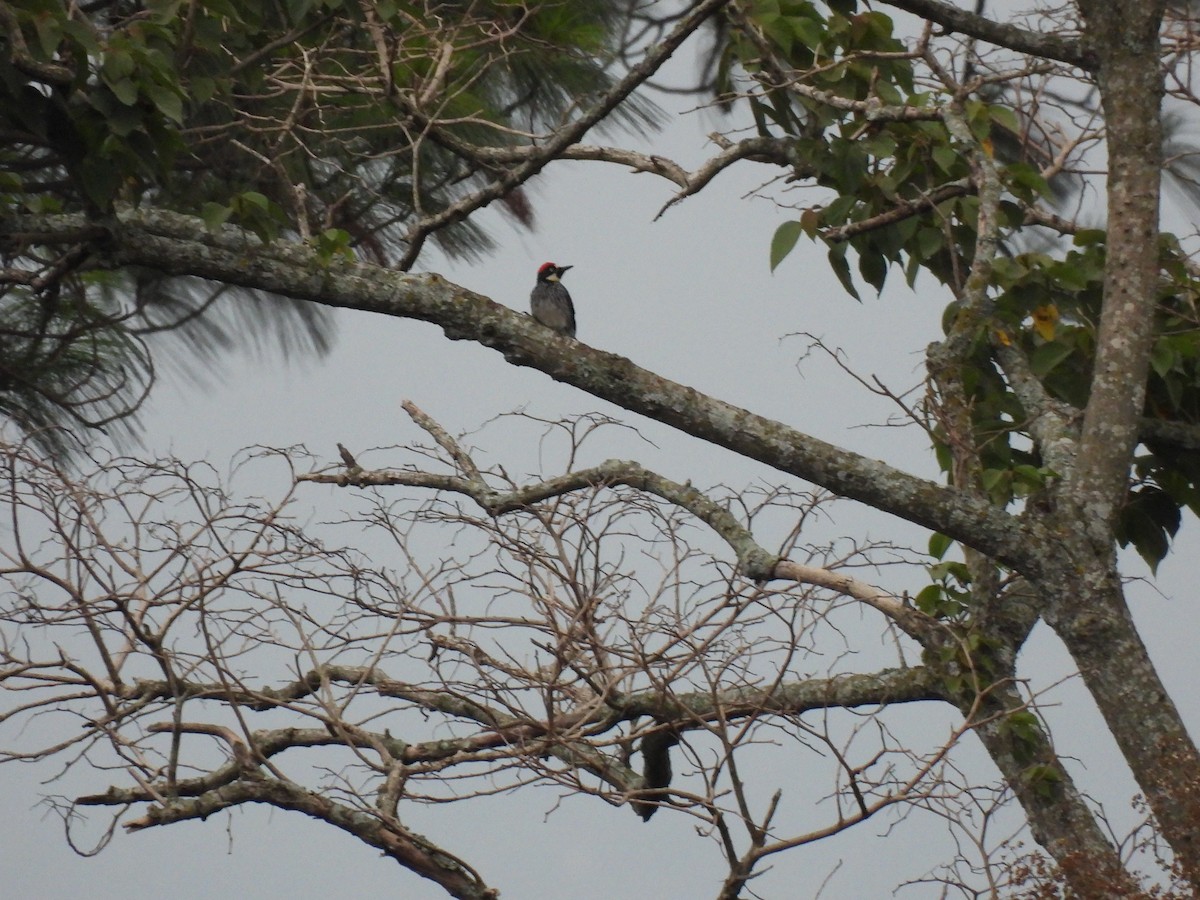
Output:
(545, 273), (560, 282)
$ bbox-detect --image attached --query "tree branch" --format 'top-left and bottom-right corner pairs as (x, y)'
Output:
(302, 443), (781, 581)
(1066, 2), (1168, 534)
(880, 0), (1092, 69)
(119, 778), (498, 900)
(0, 4), (76, 88)
(0, 207), (1050, 573)
(306, 404), (943, 636)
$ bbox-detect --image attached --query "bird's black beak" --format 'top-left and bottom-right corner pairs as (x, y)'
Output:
(559, 265), (573, 273)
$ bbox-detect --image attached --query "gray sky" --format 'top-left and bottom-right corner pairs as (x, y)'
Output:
(5, 39), (1200, 900)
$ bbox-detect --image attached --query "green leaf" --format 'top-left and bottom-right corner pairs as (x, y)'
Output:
(916, 227), (944, 261)
(191, 76), (218, 104)
(239, 191), (271, 210)
(824, 194), (858, 224)
(929, 560), (971, 585)
(748, 97), (771, 136)
(1022, 764), (1063, 799)
(62, 19), (100, 55)
(34, 12), (64, 58)
(858, 248), (887, 293)
(981, 468), (1007, 491)
(1003, 710), (1042, 755)
(315, 227), (354, 263)
(1005, 162), (1051, 199)
(791, 16), (825, 50)
(770, 221), (804, 272)
(988, 105), (1020, 136)
(932, 145), (958, 174)
(145, 83), (184, 124)
(874, 78), (902, 106)
(827, 243), (861, 300)
(799, 207), (821, 237)
(914, 584), (943, 616)
(1012, 465), (1048, 496)
(1119, 508), (1171, 572)
(77, 155), (125, 210)
(1028, 341), (1075, 376)
(1150, 340), (1177, 379)
(106, 78), (140, 107)
(928, 532), (952, 560)
(148, 0), (185, 24)
(103, 48), (136, 82)
(762, 17), (794, 56)
(200, 201), (232, 232)
(105, 103), (145, 137)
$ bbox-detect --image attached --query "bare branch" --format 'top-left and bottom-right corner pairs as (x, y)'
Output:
(122, 779), (499, 900)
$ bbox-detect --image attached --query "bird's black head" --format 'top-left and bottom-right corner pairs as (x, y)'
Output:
(537, 262), (572, 282)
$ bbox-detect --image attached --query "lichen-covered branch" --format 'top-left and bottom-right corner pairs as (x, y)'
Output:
(0, 207), (1044, 575)
(119, 778), (497, 900)
(880, 0), (1091, 69)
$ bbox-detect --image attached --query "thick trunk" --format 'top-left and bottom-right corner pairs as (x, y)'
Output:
(1051, 5), (1200, 887)
(971, 683), (1143, 896)
(1047, 565), (1200, 889)
(1069, 1), (1165, 535)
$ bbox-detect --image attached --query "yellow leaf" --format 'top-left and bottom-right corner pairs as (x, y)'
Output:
(1031, 304), (1059, 341)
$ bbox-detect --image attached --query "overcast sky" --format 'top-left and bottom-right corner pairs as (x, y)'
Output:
(5, 34), (1200, 900)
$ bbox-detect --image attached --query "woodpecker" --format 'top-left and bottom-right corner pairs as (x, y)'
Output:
(530, 262), (576, 338)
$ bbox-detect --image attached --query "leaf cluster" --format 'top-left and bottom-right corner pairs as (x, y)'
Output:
(2, 0), (651, 252)
(714, 3), (1200, 571)
(0, 0), (657, 453)
(982, 235), (1200, 569)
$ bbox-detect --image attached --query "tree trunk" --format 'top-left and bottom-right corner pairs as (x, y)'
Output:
(1051, 1), (1200, 888)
